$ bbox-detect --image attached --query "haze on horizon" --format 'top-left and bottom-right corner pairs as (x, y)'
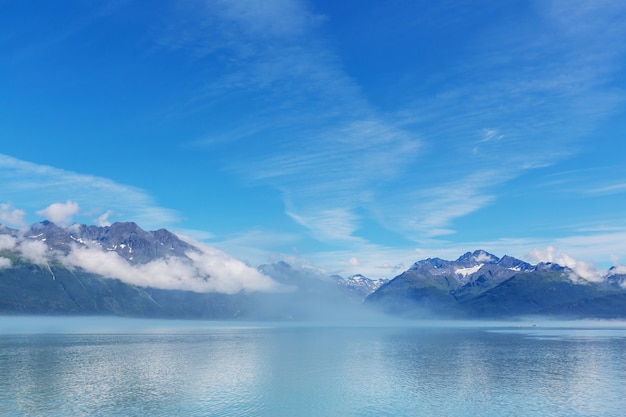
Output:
(2, 0), (626, 280)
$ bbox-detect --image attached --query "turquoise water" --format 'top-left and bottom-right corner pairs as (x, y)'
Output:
(1, 317), (625, 416)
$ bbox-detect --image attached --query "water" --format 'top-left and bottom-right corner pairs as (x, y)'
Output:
(1, 317), (625, 416)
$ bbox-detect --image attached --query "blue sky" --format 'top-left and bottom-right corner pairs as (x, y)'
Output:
(2, 0), (626, 278)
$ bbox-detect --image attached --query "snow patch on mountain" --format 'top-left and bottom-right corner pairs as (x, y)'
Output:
(455, 264), (483, 277)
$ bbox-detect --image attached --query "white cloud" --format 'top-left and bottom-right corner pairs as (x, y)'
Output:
(589, 183), (626, 195)
(263, 241), (419, 279)
(477, 128), (504, 143)
(529, 246), (604, 282)
(611, 265), (626, 275)
(298, 226), (626, 280)
(16, 240), (50, 265)
(383, 171), (504, 239)
(0, 203), (26, 228)
(474, 252), (494, 263)
(0, 154), (180, 230)
(207, 228), (303, 269)
(37, 201), (79, 226)
(165, 1), (423, 244)
(95, 210), (113, 227)
(213, 0), (325, 39)
(186, 245), (281, 293)
(286, 207), (363, 243)
(60, 236), (283, 294)
(173, 228), (215, 241)
(0, 234), (17, 251)
(0, 257), (11, 269)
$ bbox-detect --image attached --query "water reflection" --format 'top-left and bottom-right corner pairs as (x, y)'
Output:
(0, 319), (625, 416)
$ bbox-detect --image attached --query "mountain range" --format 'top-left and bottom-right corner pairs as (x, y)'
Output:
(1, 222), (625, 319)
(0, 221), (385, 319)
(365, 250), (626, 318)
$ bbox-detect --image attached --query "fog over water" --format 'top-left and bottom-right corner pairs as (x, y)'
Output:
(3, 315), (626, 334)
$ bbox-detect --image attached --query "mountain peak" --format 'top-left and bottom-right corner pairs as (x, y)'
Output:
(456, 250), (499, 265)
(497, 255), (533, 271)
(410, 257), (447, 270)
(535, 262), (567, 272)
(108, 221), (142, 233)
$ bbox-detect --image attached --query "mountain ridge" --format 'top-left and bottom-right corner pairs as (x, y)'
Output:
(366, 249), (626, 318)
(1, 222), (625, 319)
(0, 221), (384, 319)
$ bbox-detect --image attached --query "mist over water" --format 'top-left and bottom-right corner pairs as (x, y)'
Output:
(1, 317), (625, 416)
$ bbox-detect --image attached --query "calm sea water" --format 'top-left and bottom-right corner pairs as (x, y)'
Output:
(0, 317), (625, 417)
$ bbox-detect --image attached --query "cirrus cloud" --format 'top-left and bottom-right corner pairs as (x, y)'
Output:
(0, 153), (180, 230)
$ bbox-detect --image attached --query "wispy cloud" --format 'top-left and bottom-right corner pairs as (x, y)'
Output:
(476, 128), (504, 144)
(209, 228), (303, 267)
(95, 210), (113, 227)
(589, 183), (626, 195)
(5, 1), (127, 64)
(307, 227), (626, 280)
(174, 1), (624, 249)
(286, 208), (363, 243)
(0, 154), (180, 229)
(378, 170), (508, 239)
(532, 166), (626, 198)
(163, 1), (423, 244)
(65, 0), (625, 278)
(384, 1), (626, 236)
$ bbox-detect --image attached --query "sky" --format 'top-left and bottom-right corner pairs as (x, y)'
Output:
(2, 0), (626, 279)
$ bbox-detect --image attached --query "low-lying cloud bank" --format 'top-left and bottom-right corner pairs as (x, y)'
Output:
(61, 245), (281, 294)
(0, 199), (283, 294)
(0, 232), (282, 294)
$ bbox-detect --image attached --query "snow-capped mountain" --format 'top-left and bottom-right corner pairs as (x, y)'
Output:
(406, 249), (535, 288)
(0, 221), (383, 318)
(2, 221), (626, 319)
(606, 266), (626, 288)
(333, 274), (388, 300)
(18, 220), (198, 264)
(366, 250), (626, 318)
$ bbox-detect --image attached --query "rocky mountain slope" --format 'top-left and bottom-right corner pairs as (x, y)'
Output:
(0, 221), (383, 319)
(2, 222), (625, 319)
(365, 250), (626, 318)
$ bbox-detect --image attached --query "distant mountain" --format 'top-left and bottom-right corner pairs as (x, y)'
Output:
(333, 274), (388, 300)
(19, 220), (198, 263)
(0, 221), (376, 319)
(257, 261), (387, 301)
(606, 266), (626, 288)
(2, 222), (626, 319)
(253, 261), (385, 319)
(365, 250), (626, 318)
